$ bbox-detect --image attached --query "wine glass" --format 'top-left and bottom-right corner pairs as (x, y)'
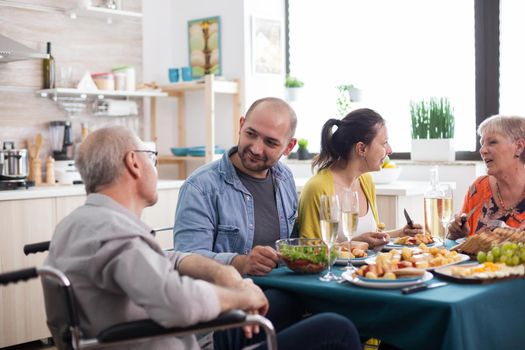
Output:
(340, 189), (359, 270)
(439, 184), (453, 246)
(319, 194), (341, 282)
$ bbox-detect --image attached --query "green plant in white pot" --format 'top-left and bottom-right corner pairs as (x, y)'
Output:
(410, 97), (455, 161)
(297, 138), (310, 160)
(284, 75), (304, 102)
(335, 84), (362, 118)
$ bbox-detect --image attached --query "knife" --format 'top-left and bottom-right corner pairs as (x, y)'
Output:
(460, 205), (479, 228)
(401, 282), (448, 294)
(403, 208), (414, 229)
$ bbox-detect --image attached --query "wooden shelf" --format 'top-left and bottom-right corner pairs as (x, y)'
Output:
(153, 75), (241, 179)
(161, 80), (240, 95)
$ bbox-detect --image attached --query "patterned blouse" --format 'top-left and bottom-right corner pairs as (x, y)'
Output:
(462, 175), (525, 235)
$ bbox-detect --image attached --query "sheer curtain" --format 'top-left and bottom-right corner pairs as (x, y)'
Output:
(288, 0), (476, 152)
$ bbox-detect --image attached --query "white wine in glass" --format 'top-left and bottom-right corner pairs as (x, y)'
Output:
(341, 190), (359, 270)
(319, 194), (340, 282)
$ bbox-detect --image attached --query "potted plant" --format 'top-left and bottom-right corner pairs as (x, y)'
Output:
(410, 97), (455, 161)
(297, 138), (310, 160)
(284, 75), (304, 102)
(335, 84), (361, 117)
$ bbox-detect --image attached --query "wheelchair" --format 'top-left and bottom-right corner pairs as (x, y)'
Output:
(0, 239), (277, 350)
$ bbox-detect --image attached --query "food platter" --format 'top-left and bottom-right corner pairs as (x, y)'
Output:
(334, 250), (376, 266)
(433, 263), (525, 284)
(364, 253), (470, 270)
(341, 270), (433, 289)
(383, 240), (442, 251)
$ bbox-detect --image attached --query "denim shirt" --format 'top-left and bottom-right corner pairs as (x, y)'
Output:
(173, 147), (298, 265)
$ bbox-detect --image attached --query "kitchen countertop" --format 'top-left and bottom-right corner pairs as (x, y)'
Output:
(1, 178), (451, 201)
(0, 180), (185, 201)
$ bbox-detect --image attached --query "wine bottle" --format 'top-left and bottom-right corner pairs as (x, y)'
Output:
(43, 42), (55, 89)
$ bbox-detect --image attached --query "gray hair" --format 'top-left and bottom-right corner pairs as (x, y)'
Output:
(75, 126), (140, 194)
(478, 114), (525, 162)
(245, 97), (297, 138)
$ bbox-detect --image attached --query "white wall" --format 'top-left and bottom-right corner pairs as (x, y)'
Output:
(142, 0), (285, 178)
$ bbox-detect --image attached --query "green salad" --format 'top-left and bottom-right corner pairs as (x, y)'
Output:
(278, 244), (337, 274)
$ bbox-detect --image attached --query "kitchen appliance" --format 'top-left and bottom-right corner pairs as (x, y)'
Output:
(0, 141), (31, 190)
(50, 121), (74, 161)
(54, 160), (82, 185)
(49, 121), (82, 184)
(0, 34), (49, 63)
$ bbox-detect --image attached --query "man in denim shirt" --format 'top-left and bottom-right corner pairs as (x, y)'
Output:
(174, 97), (298, 276)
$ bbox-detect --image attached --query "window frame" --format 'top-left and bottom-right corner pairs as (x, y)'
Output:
(285, 0), (499, 161)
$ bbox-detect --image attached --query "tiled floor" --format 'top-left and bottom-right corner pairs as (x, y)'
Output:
(2, 340), (56, 350)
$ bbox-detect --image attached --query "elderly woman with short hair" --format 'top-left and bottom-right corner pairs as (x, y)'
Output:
(448, 115), (525, 239)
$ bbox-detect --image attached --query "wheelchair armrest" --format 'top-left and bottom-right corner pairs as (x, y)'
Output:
(24, 241), (51, 255)
(97, 309), (247, 343)
(0, 267), (38, 285)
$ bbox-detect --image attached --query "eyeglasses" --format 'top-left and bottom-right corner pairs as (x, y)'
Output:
(133, 150), (158, 166)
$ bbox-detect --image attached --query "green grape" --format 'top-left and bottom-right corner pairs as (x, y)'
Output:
(477, 251), (487, 263)
(502, 242), (514, 251)
(520, 251), (525, 262)
(511, 255), (520, 266)
(491, 246), (501, 258)
(504, 249), (514, 257)
(499, 255), (508, 265)
(486, 252), (494, 263)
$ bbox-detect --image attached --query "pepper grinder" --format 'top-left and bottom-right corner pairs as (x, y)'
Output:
(45, 156), (55, 184)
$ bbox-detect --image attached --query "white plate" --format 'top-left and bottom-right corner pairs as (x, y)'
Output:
(363, 253), (471, 270)
(383, 240), (442, 251)
(341, 270), (433, 289)
(334, 251), (377, 266)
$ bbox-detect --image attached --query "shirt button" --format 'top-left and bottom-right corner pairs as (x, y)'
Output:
(249, 224), (253, 228)
(246, 196), (251, 200)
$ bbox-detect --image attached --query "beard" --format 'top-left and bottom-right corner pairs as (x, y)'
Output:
(237, 146), (272, 172)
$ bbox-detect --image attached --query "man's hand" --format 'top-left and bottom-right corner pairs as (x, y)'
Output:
(215, 278), (269, 339)
(213, 265), (244, 288)
(447, 214), (469, 240)
(232, 246), (279, 276)
(355, 231), (390, 248)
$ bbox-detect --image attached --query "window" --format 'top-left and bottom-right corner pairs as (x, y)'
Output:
(287, 0), (476, 153)
(500, 0), (525, 115)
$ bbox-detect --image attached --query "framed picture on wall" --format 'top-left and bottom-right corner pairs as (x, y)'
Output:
(252, 16), (282, 75)
(188, 16), (222, 79)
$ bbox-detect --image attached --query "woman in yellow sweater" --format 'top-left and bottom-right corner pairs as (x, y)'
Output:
(298, 108), (422, 248)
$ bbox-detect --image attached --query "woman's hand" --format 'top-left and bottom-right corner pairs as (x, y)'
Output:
(448, 214), (469, 240)
(355, 231), (390, 248)
(401, 223), (423, 237)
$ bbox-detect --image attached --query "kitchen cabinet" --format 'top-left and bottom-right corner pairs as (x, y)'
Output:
(155, 74), (241, 179)
(0, 185), (179, 347)
(0, 198), (55, 348)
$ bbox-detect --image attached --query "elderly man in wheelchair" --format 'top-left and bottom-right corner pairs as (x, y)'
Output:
(0, 126), (360, 350)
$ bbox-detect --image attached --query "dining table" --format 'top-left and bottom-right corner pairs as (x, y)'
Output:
(253, 247), (525, 350)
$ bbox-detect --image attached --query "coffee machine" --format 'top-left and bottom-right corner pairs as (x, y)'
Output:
(49, 121), (82, 184)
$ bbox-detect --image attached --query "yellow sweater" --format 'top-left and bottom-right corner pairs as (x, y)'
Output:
(298, 169), (379, 239)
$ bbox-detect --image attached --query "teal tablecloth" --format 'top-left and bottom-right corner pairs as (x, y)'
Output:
(252, 266), (525, 350)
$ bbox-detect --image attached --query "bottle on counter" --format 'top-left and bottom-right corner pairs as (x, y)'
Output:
(43, 42), (55, 89)
(423, 166), (453, 242)
(45, 156), (56, 185)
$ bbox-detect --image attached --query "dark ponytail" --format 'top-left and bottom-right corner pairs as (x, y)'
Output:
(313, 108), (385, 171)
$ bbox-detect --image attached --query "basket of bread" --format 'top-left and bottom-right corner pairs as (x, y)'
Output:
(452, 226), (525, 257)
